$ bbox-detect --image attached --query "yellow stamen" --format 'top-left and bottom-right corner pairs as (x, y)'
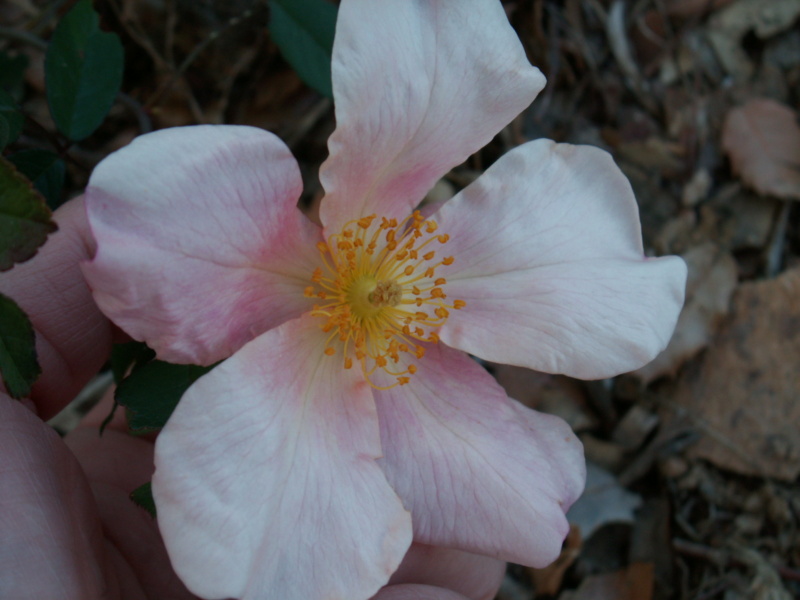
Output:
(305, 212), (465, 389)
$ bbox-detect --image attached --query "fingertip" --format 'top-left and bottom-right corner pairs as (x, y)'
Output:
(0, 196), (113, 419)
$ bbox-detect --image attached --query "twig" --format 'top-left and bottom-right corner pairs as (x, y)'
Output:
(285, 98), (332, 149)
(605, 1), (659, 114)
(116, 91), (152, 134)
(765, 201), (791, 278)
(658, 397), (771, 478)
(143, 3), (267, 113)
(28, 0), (70, 36)
(19, 113), (90, 171)
(0, 24), (47, 50)
(674, 538), (800, 583)
(107, 0), (171, 70)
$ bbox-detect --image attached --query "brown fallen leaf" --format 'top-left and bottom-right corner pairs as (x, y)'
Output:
(634, 243), (738, 384)
(567, 462), (642, 540)
(664, 0), (734, 18)
(707, 0), (800, 78)
(491, 364), (596, 432)
(559, 562), (654, 600)
(668, 267), (800, 481)
(721, 99), (800, 200)
(530, 525), (582, 596)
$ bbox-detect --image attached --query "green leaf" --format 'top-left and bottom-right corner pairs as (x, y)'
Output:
(0, 51), (30, 100)
(8, 150), (66, 209)
(0, 88), (23, 145)
(269, 0), (337, 98)
(115, 360), (216, 433)
(0, 293), (41, 399)
(45, 0), (124, 141)
(0, 156), (58, 272)
(0, 115), (8, 151)
(130, 481), (156, 517)
(110, 341), (155, 384)
(100, 342), (155, 435)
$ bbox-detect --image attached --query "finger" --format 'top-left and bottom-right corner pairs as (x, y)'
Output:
(389, 543), (506, 600)
(0, 197), (114, 419)
(66, 427), (197, 599)
(373, 584), (473, 600)
(0, 394), (114, 600)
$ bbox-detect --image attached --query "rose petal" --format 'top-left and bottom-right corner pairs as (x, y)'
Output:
(153, 315), (412, 600)
(319, 0), (545, 234)
(374, 343), (585, 568)
(435, 140), (687, 379)
(83, 125), (322, 366)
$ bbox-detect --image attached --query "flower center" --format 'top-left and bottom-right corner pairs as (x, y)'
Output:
(305, 210), (466, 389)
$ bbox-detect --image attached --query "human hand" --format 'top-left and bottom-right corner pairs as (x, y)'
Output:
(0, 197), (506, 600)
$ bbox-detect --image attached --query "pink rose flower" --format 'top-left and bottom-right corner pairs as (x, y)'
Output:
(82, 1), (686, 599)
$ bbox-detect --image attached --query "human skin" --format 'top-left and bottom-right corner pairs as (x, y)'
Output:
(0, 198), (505, 600)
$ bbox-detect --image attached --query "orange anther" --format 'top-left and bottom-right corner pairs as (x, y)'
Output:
(423, 251), (435, 261)
(304, 286), (315, 297)
(415, 312), (429, 320)
(317, 242), (329, 253)
(344, 357), (353, 369)
(397, 376), (410, 385)
(425, 221), (438, 233)
(407, 364), (417, 374)
(437, 234), (450, 244)
(343, 229), (354, 238)
(375, 355), (387, 367)
(427, 332), (440, 343)
(453, 299), (466, 309)
(324, 347), (336, 356)
(430, 288), (444, 298)
(404, 265), (415, 276)
(412, 286), (421, 295)
(415, 346), (425, 359)
(434, 278), (446, 285)
(442, 256), (454, 265)
(358, 215), (376, 229)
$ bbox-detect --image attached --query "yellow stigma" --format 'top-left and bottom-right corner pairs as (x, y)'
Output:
(306, 210), (466, 389)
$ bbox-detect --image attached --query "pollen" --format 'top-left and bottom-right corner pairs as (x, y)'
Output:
(306, 210), (465, 389)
